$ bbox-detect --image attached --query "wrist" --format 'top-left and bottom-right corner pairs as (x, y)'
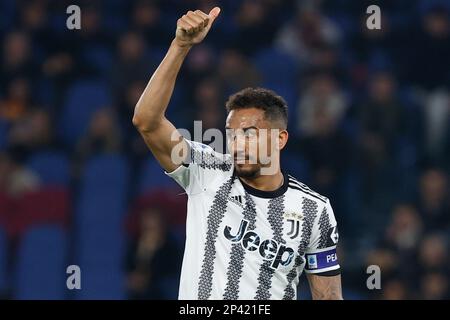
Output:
(171, 38), (193, 52)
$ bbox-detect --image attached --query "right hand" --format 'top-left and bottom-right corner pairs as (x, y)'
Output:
(174, 7), (221, 48)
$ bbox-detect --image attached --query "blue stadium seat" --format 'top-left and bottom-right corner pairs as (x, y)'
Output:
(82, 46), (113, 75)
(253, 48), (299, 85)
(74, 265), (125, 300)
(0, 0), (16, 30)
(27, 151), (70, 187)
(0, 227), (7, 296)
(137, 157), (179, 195)
(0, 120), (7, 151)
(74, 154), (129, 299)
(13, 225), (67, 300)
(253, 48), (299, 120)
(59, 80), (112, 146)
(281, 152), (310, 184)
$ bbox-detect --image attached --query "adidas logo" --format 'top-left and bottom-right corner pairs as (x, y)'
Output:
(229, 195), (244, 207)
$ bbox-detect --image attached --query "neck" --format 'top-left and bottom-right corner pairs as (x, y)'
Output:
(239, 169), (284, 192)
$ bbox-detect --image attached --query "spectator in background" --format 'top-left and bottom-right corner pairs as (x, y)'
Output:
(193, 78), (225, 131)
(381, 204), (423, 280)
(0, 31), (36, 87)
(366, 248), (400, 287)
(18, 0), (51, 50)
(0, 151), (40, 198)
(185, 44), (217, 83)
(129, 0), (169, 46)
(359, 72), (407, 144)
(8, 108), (54, 153)
(384, 204), (423, 253)
(421, 90), (450, 167)
(381, 279), (409, 300)
(297, 99), (353, 199)
(308, 44), (345, 82)
(406, 4), (450, 90)
(126, 206), (182, 300)
(357, 72), (408, 206)
(275, 2), (341, 68)
(76, 108), (122, 163)
(217, 48), (260, 94)
(417, 233), (448, 276)
(297, 72), (347, 136)
(117, 81), (149, 164)
(416, 168), (450, 232)
(230, 0), (281, 55)
(44, 3), (113, 84)
(420, 272), (449, 299)
(350, 10), (403, 79)
(110, 32), (155, 99)
(0, 77), (32, 122)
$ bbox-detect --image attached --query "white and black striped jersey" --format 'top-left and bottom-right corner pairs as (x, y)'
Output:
(166, 140), (340, 300)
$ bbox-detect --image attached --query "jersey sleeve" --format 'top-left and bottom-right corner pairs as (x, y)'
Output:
(304, 198), (341, 275)
(165, 139), (233, 194)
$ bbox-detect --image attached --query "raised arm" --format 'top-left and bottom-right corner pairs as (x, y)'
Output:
(306, 274), (343, 300)
(132, 7), (221, 172)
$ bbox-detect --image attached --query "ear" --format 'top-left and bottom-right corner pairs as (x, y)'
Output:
(278, 130), (289, 151)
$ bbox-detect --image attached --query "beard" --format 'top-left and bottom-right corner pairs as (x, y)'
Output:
(234, 163), (260, 178)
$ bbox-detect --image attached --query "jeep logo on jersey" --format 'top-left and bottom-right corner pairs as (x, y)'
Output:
(223, 219), (295, 269)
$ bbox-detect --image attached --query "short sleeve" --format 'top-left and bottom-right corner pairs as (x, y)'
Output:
(165, 140), (233, 194)
(304, 199), (340, 275)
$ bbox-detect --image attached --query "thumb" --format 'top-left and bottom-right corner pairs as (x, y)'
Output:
(208, 7), (221, 24)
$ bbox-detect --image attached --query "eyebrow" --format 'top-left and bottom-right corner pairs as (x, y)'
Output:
(225, 126), (259, 131)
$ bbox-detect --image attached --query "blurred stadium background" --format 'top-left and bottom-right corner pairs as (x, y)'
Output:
(0, 0), (449, 299)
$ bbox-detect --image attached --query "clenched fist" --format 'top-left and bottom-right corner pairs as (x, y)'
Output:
(174, 7), (221, 48)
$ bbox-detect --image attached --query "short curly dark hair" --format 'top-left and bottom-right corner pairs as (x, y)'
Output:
(225, 87), (288, 129)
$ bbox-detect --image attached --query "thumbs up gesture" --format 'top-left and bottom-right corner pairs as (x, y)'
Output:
(174, 7), (221, 47)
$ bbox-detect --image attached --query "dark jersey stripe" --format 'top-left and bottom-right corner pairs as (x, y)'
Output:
(197, 176), (235, 299)
(254, 195), (286, 299)
(283, 197), (319, 299)
(223, 192), (258, 299)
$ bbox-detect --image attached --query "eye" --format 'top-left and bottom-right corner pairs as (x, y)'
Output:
(244, 128), (258, 138)
(226, 129), (236, 141)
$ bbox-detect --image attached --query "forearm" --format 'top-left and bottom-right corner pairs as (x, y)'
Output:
(307, 274), (343, 300)
(133, 39), (191, 132)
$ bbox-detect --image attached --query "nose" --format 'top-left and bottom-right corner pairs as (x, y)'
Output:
(230, 134), (247, 155)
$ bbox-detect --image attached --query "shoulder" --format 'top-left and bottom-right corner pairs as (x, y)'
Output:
(286, 174), (329, 209)
(187, 140), (233, 172)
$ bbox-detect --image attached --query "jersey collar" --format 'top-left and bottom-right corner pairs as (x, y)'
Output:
(237, 171), (289, 199)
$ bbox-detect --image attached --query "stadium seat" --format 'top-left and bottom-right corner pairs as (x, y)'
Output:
(0, 227), (7, 297)
(253, 48), (299, 85)
(74, 265), (125, 300)
(252, 48), (299, 120)
(0, 120), (8, 151)
(13, 225), (67, 300)
(0, 0), (15, 30)
(82, 46), (113, 75)
(74, 154), (129, 299)
(10, 188), (70, 238)
(0, 191), (15, 238)
(59, 80), (112, 146)
(27, 151), (70, 187)
(281, 152), (310, 184)
(137, 157), (180, 195)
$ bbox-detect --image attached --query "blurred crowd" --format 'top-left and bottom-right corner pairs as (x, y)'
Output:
(0, 0), (449, 299)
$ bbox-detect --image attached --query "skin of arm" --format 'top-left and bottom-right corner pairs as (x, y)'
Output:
(306, 274), (343, 300)
(132, 8), (221, 172)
